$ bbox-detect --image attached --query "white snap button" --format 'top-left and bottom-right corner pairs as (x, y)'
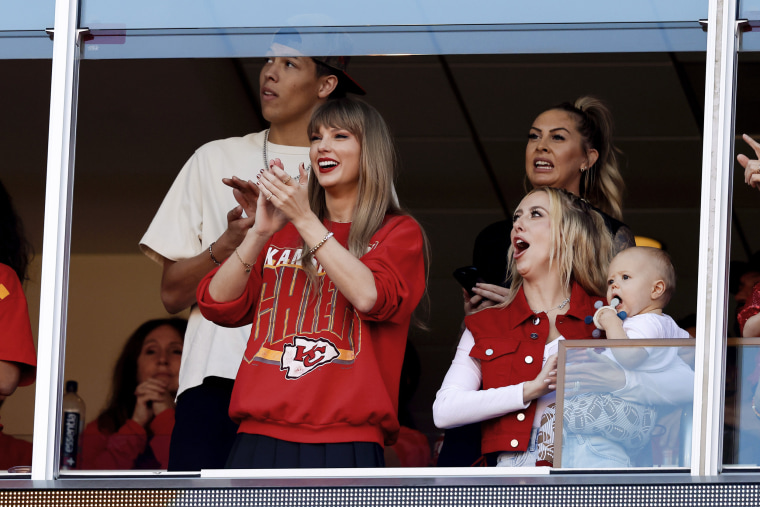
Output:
(510, 439), (519, 448)
(485, 348), (493, 356)
(516, 413), (526, 421)
(525, 356), (534, 364)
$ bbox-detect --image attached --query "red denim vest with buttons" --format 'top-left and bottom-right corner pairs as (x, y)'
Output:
(465, 281), (604, 456)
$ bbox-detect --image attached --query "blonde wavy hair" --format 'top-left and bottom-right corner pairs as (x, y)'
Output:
(500, 187), (615, 307)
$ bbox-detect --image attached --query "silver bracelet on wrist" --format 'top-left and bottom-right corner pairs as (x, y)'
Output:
(208, 241), (222, 266)
(307, 232), (334, 257)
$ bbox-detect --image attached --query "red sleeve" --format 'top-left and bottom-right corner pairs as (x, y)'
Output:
(147, 408), (174, 469)
(361, 216), (426, 323)
(197, 259), (265, 328)
(0, 265), (37, 386)
(82, 418), (147, 470)
(738, 281), (760, 335)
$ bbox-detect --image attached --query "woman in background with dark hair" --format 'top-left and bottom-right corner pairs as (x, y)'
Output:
(82, 318), (186, 470)
(0, 178), (37, 470)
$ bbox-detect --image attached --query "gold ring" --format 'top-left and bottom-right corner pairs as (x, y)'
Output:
(282, 176), (292, 185)
(266, 192), (273, 201)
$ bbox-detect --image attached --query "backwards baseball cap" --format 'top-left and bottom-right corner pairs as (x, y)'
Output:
(268, 29), (365, 95)
(311, 56), (365, 96)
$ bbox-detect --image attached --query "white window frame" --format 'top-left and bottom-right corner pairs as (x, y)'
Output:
(30, 0), (737, 481)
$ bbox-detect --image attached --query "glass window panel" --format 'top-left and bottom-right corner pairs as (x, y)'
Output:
(742, 1), (760, 20)
(62, 44), (705, 474)
(726, 41), (760, 471)
(0, 59), (50, 476)
(724, 339), (760, 466)
(0, 0), (55, 59)
(556, 340), (696, 469)
(0, 0), (55, 30)
(80, 1), (708, 30)
(79, 24), (708, 60)
(0, 32), (53, 59)
(729, 52), (760, 341)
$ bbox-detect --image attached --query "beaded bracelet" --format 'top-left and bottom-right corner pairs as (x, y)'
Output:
(307, 232), (334, 257)
(235, 248), (254, 273)
(208, 241), (222, 266)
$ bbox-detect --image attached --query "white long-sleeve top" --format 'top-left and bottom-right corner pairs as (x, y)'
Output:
(433, 328), (561, 429)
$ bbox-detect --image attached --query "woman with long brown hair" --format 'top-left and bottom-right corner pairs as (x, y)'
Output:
(82, 318), (186, 470)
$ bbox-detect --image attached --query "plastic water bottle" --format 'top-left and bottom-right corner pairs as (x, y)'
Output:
(60, 380), (85, 470)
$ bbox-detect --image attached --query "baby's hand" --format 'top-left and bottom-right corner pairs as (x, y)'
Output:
(595, 307), (619, 330)
(591, 298), (627, 330)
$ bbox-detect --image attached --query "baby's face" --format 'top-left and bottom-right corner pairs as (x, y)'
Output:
(606, 249), (663, 318)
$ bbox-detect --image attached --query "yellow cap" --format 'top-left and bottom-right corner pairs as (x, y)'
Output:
(634, 236), (662, 249)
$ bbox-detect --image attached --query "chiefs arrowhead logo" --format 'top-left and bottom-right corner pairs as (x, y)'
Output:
(280, 336), (340, 379)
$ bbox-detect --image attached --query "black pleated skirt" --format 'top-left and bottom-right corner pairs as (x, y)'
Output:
(225, 433), (385, 469)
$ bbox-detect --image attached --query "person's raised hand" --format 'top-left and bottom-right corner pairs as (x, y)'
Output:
(737, 134), (760, 190)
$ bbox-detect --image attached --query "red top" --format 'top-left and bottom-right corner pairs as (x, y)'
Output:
(198, 215), (426, 447)
(465, 282), (604, 455)
(0, 420), (33, 470)
(390, 426), (431, 467)
(81, 409), (174, 470)
(0, 263), (37, 386)
(738, 281), (760, 336)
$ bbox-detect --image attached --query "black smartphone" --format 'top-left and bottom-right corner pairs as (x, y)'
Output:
(452, 265), (484, 297)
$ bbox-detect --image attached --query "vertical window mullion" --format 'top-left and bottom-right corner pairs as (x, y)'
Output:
(693, 0), (738, 476)
(31, 0), (81, 481)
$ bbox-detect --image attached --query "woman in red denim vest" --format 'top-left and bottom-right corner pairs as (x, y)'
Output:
(433, 187), (614, 467)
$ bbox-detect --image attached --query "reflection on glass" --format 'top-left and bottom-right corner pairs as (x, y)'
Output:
(80, 24), (708, 60)
(724, 339), (760, 465)
(556, 340), (695, 468)
(79, 0), (708, 30)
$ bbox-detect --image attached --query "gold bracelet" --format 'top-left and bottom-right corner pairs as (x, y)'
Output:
(208, 241), (222, 266)
(307, 232), (334, 257)
(234, 248), (254, 273)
